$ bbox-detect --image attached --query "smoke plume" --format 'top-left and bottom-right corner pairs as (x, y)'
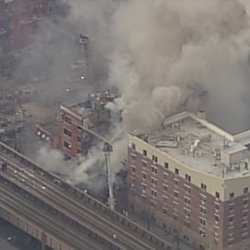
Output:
(6, 0), (250, 191)
(107, 0), (250, 133)
(33, 0), (250, 187)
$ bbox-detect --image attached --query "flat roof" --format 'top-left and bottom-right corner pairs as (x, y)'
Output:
(133, 112), (250, 178)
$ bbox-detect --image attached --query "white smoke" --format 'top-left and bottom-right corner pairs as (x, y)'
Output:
(34, 0), (250, 192)
(36, 146), (104, 188)
(36, 147), (70, 175)
(108, 0), (250, 132)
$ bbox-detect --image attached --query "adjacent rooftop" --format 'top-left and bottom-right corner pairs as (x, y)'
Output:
(134, 112), (250, 178)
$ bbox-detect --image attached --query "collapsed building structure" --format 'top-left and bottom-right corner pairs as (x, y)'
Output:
(35, 89), (121, 159)
(128, 111), (250, 250)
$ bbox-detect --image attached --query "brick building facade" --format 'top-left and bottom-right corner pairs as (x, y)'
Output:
(128, 112), (250, 250)
(56, 90), (117, 158)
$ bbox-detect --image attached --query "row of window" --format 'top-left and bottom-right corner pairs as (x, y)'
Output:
(63, 128), (82, 142)
(131, 144), (250, 199)
(131, 164), (222, 199)
(64, 128), (72, 137)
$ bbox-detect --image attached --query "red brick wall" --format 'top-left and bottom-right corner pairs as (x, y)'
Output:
(128, 146), (225, 250)
(57, 112), (82, 158)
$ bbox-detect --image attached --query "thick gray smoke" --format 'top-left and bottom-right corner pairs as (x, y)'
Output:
(36, 146), (105, 191)
(36, 128), (127, 192)
(107, 0), (250, 133)
(7, 0), (250, 133)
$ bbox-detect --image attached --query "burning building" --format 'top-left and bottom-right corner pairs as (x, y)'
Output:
(128, 111), (250, 250)
(57, 89), (118, 158)
(35, 89), (119, 159)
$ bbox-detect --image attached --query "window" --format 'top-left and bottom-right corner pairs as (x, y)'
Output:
(201, 183), (207, 191)
(151, 190), (157, 197)
(164, 162), (169, 169)
(200, 218), (206, 225)
(151, 167), (158, 174)
(143, 150), (147, 156)
(151, 178), (157, 185)
(142, 173), (147, 179)
(64, 141), (71, 149)
(228, 216), (234, 223)
(132, 143), (136, 150)
(64, 128), (72, 137)
(173, 214), (178, 220)
(185, 185), (191, 193)
(131, 167), (136, 173)
(174, 191), (179, 197)
(242, 211), (248, 217)
(162, 208), (167, 214)
(244, 187), (249, 194)
(163, 185), (168, 191)
(243, 199), (248, 205)
(175, 168), (179, 175)
(215, 215), (220, 222)
(64, 116), (72, 124)
(184, 197), (191, 204)
(200, 207), (206, 213)
(152, 155), (158, 163)
(185, 174), (191, 182)
(242, 223), (248, 229)
(200, 231), (206, 237)
(184, 209), (191, 216)
(216, 192), (220, 199)
(229, 192), (235, 199)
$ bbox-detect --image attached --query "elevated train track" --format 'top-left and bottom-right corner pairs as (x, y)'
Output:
(0, 141), (173, 250)
(0, 176), (107, 250)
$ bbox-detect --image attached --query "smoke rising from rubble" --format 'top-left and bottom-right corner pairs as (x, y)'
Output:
(107, 0), (250, 133)
(36, 125), (127, 191)
(36, 146), (105, 192)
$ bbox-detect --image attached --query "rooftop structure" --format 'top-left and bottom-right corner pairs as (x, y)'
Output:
(133, 111), (250, 179)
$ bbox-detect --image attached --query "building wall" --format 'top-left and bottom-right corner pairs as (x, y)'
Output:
(128, 134), (250, 250)
(223, 194), (250, 249)
(128, 146), (224, 250)
(57, 109), (83, 158)
(129, 135), (225, 200)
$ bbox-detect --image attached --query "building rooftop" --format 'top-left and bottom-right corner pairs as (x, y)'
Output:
(133, 112), (250, 178)
(68, 90), (117, 117)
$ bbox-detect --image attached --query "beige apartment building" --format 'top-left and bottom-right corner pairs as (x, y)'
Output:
(128, 111), (250, 250)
